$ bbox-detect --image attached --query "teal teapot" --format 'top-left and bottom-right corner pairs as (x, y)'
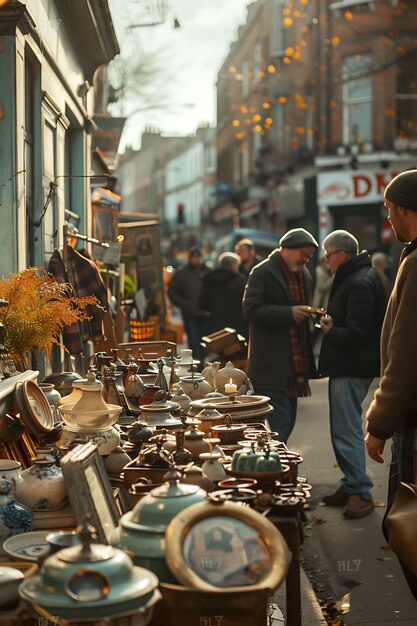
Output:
(19, 523), (160, 623)
(111, 467), (206, 582)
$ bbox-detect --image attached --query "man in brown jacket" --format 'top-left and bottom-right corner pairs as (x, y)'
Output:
(365, 169), (417, 599)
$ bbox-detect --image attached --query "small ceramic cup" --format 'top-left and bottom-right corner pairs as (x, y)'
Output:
(45, 530), (81, 554)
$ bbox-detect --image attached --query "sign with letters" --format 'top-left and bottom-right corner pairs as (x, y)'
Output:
(317, 166), (415, 206)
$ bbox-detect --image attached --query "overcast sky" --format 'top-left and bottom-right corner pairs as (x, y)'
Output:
(109, 0), (250, 150)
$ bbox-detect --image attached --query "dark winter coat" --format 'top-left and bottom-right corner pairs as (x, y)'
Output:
(239, 255), (263, 279)
(199, 269), (248, 337)
(168, 263), (209, 320)
(318, 251), (387, 378)
(242, 250), (316, 392)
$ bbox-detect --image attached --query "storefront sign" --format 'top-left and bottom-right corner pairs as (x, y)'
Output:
(317, 168), (405, 206)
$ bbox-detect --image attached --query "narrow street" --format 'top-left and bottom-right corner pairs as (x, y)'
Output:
(290, 378), (417, 625)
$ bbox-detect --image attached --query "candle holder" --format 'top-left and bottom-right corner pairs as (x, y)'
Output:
(226, 391), (237, 404)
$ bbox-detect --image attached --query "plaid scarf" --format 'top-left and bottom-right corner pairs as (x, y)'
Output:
(276, 252), (311, 398)
(49, 248), (108, 354)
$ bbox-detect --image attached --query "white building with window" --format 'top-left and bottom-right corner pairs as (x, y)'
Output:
(0, 0), (119, 275)
(164, 126), (216, 242)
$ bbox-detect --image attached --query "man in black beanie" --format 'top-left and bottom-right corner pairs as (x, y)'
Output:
(365, 169), (417, 599)
(243, 228), (318, 442)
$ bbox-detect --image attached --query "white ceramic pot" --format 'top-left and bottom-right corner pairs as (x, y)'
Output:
(0, 460), (24, 494)
(15, 452), (67, 511)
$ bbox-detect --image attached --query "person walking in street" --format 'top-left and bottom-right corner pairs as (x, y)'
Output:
(318, 230), (387, 519)
(199, 252), (248, 337)
(235, 239), (262, 279)
(168, 246), (209, 363)
(371, 251), (391, 298)
(242, 228), (318, 443)
(365, 170), (417, 599)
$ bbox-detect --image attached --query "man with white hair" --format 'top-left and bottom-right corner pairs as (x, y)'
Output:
(318, 230), (387, 519)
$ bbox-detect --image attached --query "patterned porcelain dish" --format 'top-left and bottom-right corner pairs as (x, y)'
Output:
(3, 531), (50, 562)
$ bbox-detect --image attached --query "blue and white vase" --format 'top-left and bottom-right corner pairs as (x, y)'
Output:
(15, 449), (67, 511)
(0, 478), (33, 544)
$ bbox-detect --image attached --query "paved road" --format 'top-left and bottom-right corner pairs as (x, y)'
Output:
(289, 378), (416, 625)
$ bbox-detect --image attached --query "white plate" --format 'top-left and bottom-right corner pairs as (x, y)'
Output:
(3, 531), (50, 562)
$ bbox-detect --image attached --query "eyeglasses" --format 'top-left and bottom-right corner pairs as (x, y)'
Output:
(324, 249), (343, 260)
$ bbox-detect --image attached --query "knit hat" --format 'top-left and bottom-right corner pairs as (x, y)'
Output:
(279, 228), (318, 249)
(188, 246), (202, 259)
(385, 169), (417, 211)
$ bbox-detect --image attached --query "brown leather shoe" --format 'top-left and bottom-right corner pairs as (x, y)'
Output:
(322, 487), (349, 506)
(343, 495), (374, 519)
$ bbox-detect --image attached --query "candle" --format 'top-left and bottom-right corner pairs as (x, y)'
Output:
(224, 378), (237, 394)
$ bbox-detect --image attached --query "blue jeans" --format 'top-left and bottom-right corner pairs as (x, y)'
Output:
(183, 317), (207, 364)
(329, 377), (374, 501)
(265, 390), (297, 444)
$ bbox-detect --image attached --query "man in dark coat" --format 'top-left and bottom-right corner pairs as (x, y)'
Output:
(199, 252), (247, 337)
(318, 230), (387, 519)
(235, 239), (262, 279)
(168, 247), (209, 363)
(243, 228), (318, 443)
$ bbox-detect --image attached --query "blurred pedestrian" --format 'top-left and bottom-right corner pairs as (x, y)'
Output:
(243, 228), (318, 443)
(235, 239), (262, 278)
(199, 252), (247, 337)
(365, 170), (417, 599)
(371, 251), (391, 297)
(318, 230), (387, 519)
(168, 246), (209, 363)
(312, 256), (333, 311)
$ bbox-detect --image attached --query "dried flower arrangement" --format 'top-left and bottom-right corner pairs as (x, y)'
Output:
(0, 267), (99, 365)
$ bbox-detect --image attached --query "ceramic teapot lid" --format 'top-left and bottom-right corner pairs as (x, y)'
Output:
(76, 370), (103, 393)
(19, 522), (159, 617)
(143, 468), (201, 500)
(195, 408), (223, 420)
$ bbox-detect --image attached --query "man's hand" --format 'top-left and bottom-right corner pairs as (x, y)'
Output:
(365, 433), (386, 464)
(320, 315), (334, 334)
(292, 305), (312, 323)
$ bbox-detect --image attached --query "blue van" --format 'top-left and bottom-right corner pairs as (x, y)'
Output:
(212, 228), (279, 262)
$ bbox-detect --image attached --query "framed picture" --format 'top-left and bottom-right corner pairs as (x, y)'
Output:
(165, 499), (289, 592)
(60, 442), (120, 544)
(110, 477), (133, 516)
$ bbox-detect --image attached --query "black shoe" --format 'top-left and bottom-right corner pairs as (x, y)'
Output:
(322, 487), (349, 506)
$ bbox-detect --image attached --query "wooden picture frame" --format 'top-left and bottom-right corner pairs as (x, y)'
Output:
(165, 499), (289, 592)
(60, 442), (120, 544)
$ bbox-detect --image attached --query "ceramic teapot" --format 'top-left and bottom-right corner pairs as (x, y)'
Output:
(111, 467), (206, 582)
(183, 419), (211, 462)
(16, 447), (67, 511)
(20, 523), (160, 622)
(215, 361), (253, 395)
(201, 361), (220, 390)
(179, 373), (211, 400)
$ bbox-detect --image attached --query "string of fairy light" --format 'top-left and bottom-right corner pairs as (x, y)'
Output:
(222, 0), (415, 154)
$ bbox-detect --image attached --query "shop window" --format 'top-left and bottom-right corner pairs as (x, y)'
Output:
(270, 0), (290, 57)
(342, 54), (372, 146)
(396, 58), (417, 146)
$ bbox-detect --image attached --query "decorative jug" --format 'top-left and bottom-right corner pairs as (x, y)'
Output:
(0, 478), (33, 544)
(15, 448), (67, 511)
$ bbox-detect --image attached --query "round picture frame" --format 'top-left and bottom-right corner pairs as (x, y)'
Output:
(165, 498), (289, 593)
(15, 380), (54, 435)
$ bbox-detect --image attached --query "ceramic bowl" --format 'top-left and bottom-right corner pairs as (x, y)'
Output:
(45, 530), (81, 554)
(0, 566), (24, 609)
(42, 372), (83, 397)
(3, 531), (50, 562)
(223, 463), (290, 489)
